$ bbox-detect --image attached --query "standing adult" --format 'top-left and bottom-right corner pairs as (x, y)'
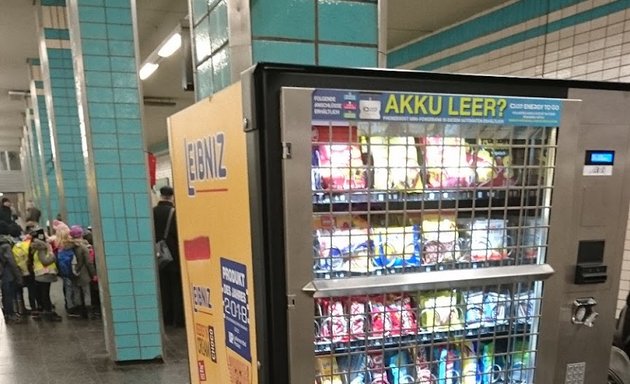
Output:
(153, 186), (184, 327)
(0, 198), (13, 224)
(25, 200), (41, 231)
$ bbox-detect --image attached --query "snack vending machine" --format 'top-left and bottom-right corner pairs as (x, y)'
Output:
(240, 64), (630, 384)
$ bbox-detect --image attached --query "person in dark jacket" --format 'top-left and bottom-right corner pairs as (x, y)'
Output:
(153, 186), (184, 327)
(0, 222), (23, 323)
(0, 198), (13, 224)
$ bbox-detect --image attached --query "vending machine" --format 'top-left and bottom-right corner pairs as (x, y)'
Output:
(241, 64), (630, 384)
(168, 64), (630, 384)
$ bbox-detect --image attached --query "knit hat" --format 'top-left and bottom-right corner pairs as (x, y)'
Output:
(69, 225), (84, 239)
(52, 219), (69, 233)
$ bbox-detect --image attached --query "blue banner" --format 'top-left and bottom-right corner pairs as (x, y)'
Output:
(312, 89), (562, 126)
(220, 258), (251, 361)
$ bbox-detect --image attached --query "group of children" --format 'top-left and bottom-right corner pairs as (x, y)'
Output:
(0, 219), (100, 323)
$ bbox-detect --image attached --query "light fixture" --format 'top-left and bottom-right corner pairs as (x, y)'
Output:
(158, 33), (182, 58)
(139, 63), (159, 80)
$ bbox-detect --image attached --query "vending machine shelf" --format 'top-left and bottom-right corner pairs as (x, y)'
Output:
(313, 323), (532, 355)
(312, 188), (544, 213)
(304, 264), (554, 298)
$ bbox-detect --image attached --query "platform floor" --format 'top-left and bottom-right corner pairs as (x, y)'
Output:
(0, 280), (190, 384)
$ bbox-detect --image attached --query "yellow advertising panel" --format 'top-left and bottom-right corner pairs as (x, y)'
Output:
(167, 83), (257, 384)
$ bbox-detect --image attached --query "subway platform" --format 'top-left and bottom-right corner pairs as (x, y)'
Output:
(0, 281), (190, 384)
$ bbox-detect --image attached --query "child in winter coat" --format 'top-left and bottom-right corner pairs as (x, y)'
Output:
(61, 226), (96, 318)
(28, 228), (61, 322)
(0, 222), (23, 323)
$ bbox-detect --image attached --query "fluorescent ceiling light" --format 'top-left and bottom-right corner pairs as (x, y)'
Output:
(158, 33), (182, 58)
(139, 63), (159, 80)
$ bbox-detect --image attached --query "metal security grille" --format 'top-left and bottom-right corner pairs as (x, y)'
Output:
(310, 120), (556, 384)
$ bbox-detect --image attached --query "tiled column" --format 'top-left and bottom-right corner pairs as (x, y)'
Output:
(37, 1), (91, 226)
(189, 0), (380, 99)
(24, 113), (44, 213)
(28, 58), (58, 226)
(66, 0), (162, 361)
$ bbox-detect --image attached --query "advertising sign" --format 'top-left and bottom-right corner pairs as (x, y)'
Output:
(312, 89), (563, 126)
(168, 83), (257, 384)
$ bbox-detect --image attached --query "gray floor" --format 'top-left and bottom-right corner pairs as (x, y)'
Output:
(0, 281), (191, 384)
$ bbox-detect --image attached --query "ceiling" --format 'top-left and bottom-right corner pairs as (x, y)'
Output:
(0, 0), (510, 156)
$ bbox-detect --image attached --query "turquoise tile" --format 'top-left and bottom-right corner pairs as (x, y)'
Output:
(132, 268), (156, 283)
(105, 242), (133, 256)
(106, 7), (132, 25)
(116, 335), (139, 349)
(140, 346), (162, 360)
(318, 44), (377, 67)
(136, 308), (159, 322)
(133, 282), (156, 296)
(123, 195), (137, 216)
(94, 149), (120, 164)
(115, 223), (128, 241)
(111, 193), (125, 213)
(109, 282), (133, 297)
(117, 134), (143, 149)
(116, 347), (141, 361)
(91, 133), (118, 149)
(82, 38), (109, 56)
(106, 24), (133, 41)
(89, 102), (115, 118)
(80, 0), (105, 5)
(108, 268), (132, 283)
(80, 22), (107, 39)
(85, 70), (112, 87)
(107, 254), (131, 268)
(318, 1), (377, 45)
(192, 0), (208, 25)
(113, 88), (138, 103)
(91, 118), (117, 133)
(112, 72), (137, 88)
(116, 118), (141, 131)
(118, 150), (143, 164)
(209, 1), (228, 53)
(108, 40), (134, 57)
(139, 333), (161, 347)
(212, 47), (231, 92)
(130, 255), (155, 269)
(121, 165), (146, 179)
(122, 179), (147, 193)
(111, 296), (135, 310)
(110, 57), (135, 73)
(96, 163), (121, 179)
(106, 0), (131, 8)
(137, 320), (160, 333)
(126, 218), (139, 240)
(87, 87), (114, 103)
(114, 103), (140, 119)
(194, 16), (212, 63)
(196, 59), (214, 99)
(135, 295), (159, 310)
(79, 6), (106, 23)
(114, 321), (139, 336)
(251, 0), (315, 40)
(252, 40), (315, 65)
(112, 308), (136, 322)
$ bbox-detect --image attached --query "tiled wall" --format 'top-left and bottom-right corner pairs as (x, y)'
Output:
(251, 0), (378, 67)
(25, 110), (44, 216)
(190, 0), (230, 99)
(39, 3), (91, 226)
(190, 0), (379, 99)
(69, 0), (161, 361)
(29, 59), (58, 224)
(389, 0), (630, 314)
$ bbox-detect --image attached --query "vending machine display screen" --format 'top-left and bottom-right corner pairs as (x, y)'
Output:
(585, 150), (615, 165)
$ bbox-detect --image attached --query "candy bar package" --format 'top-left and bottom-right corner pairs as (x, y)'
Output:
(368, 299), (391, 338)
(386, 295), (418, 336)
(369, 136), (422, 191)
(337, 353), (368, 384)
(314, 228), (373, 273)
(315, 356), (344, 384)
(387, 350), (414, 384)
(373, 226), (421, 268)
(367, 352), (390, 384)
(415, 347), (437, 384)
(312, 126), (367, 191)
(316, 299), (349, 343)
(421, 217), (461, 264)
(474, 138), (518, 187)
(423, 136), (475, 189)
(348, 299), (367, 339)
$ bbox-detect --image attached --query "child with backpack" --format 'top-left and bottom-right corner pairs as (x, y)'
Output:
(58, 226), (95, 318)
(29, 228), (61, 322)
(0, 222), (23, 323)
